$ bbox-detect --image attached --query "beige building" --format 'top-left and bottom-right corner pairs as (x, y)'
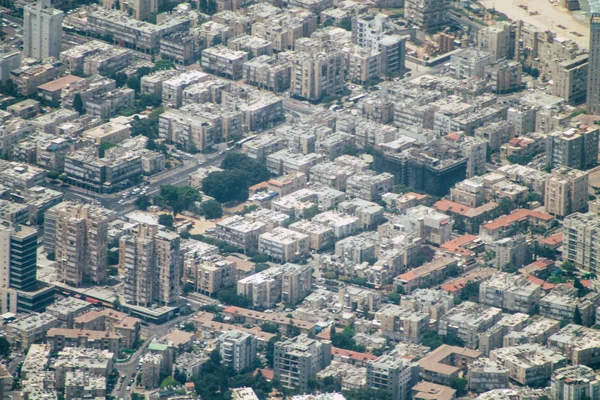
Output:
(551, 365), (600, 400)
(258, 227), (309, 263)
(563, 212), (600, 270)
(102, 0), (157, 20)
(490, 344), (566, 387)
(418, 345), (482, 386)
(346, 172), (394, 201)
(46, 328), (122, 355)
(544, 167), (589, 217)
(274, 335), (332, 391)
(376, 304), (429, 343)
(201, 46), (248, 80)
(191, 258), (236, 297)
(7, 313), (59, 349)
(45, 202), (116, 286)
(215, 215), (266, 251)
(73, 309), (140, 349)
(289, 219), (334, 251)
(479, 272), (541, 314)
(120, 223), (181, 306)
(553, 54), (588, 105)
(477, 22), (513, 62)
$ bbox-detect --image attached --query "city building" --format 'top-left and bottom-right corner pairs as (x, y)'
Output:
(479, 273), (541, 314)
(45, 202), (116, 286)
(405, 0), (449, 33)
(258, 227), (309, 263)
(274, 335), (332, 391)
(490, 344), (566, 387)
(546, 126), (599, 170)
(366, 351), (419, 400)
(563, 212), (600, 270)
(201, 46), (248, 80)
(120, 223), (181, 307)
(544, 167), (589, 217)
(23, 0), (63, 60)
(218, 331), (257, 373)
(587, 14), (600, 114)
(551, 365), (600, 400)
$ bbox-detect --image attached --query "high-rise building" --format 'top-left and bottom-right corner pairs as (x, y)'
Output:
(0, 222), (54, 314)
(563, 212), (600, 271)
(544, 167), (589, 217)
(23, 0), (63, 60)
(121, 224), (181, 307)
(274, 335), (332, 391)
(102, 0), (157, 21)
(218, 331), (256, 373)
(45, 202), (116, 287)
(587, 14), (600, 114)
(366, 351), (419, 400)
(546, 126), (599, 170)
(405, 0), (449, 34)
(551, 365), (600, 400)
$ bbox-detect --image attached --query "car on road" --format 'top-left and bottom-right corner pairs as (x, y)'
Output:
(118, 199), (124, 204)
(126, 386), (131, 391)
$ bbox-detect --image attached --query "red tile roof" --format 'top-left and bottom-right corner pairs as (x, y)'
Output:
(540, 232), (563, 247)
(482, 209), (553, 231)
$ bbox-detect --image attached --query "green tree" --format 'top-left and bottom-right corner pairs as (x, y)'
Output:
(153, 60), (176, 72)
(574, 305), (583, 325)
(155, 185), (202, 215)
(135, 194), (151, 210)
(201, 199), (223, 219)
(114, 72), (127, 87)
(261, 322), (280, 333)
(216, 286), (250, 307)
(181, 322), (196, 332)
(47, 170), (60, 180)
(202, 170), (249, 203)
(221, 153), (270, 186)
(339, 16), (352, 31)
(265, 335), (281, 368)
(0, 337), (10, 357)
(160, 376), (177, 388)
(421, 330), (443, 348)
(98, 141), (117, 158)
(158, 213), (174, 229)
(73, 93), (84, 114)
(450, 377), (468, 397)
(127, 75), (141, 93)
(107, 249), (119, 266)
(139, 93), (162, 108)
(388, 292), (400, 304)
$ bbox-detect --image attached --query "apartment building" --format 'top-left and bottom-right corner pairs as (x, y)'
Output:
(258, 227), (309, 263)
(477, 22), (513, 62)
(243, 55), (291, 93)
(311, 211), (360, 239)
(346, 172), (394, 202)
(64, 146), (142, 194)
(490, 344), (566, 387)
(548, 324), (600, 366)
(23, 0), (63, 60)
(140, 69), (182, 96)
(102, 0), (157, 20)
(546, 126), (599, 170)
(289, 220), (334, 251)
(162, 71), (209, 108)
(451, 48), (493, 79)
(46, 328), (122, 355)
(418, 345), (482, 386)
(160, 32), (198, 66)
(0, 47), (21, 83)
(158, 106), (219, 152)
(7, 313), (59, 349)
(468, 358), (509, 393)
(10, 59), (66, 96)
(237, 263), (312, 307)
(366, 351), (418, 400)
(201, 46), (248, 80)
(191, 258), (236, 297)
(218, 330), (256, 373)
(120, 223), (181, 307)
(394, 257), (457, 295)
(405, 0), (448, 33)
(73, 309), (140, 349)
(563, 212), (600, 271)
(479, 272), (541, 314)
(551, 365), (600, 400)
(215, 215), (267, 251)
(438, 301), (503, 349)
(45, 296), (93, 328)
(85, 88), (135, 120)
(375, 304), (429, 343)
(553, 55), (589, 105)
(274, 335), (332, 390)
(402, 205), (453, 245)
(540, 289), (600, 327)
(544, 167), (589, 217)
(45, 202), (116, 286)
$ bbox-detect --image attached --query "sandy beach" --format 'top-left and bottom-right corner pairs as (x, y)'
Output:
(480, 0), (590, 48)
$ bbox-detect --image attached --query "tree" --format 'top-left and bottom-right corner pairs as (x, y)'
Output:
(160, 376), (177, 388)
(47, 170), (60, 180)
(73, 93), (84, 114)
(114, 72), (127, 87)
(574, 305), (583, 325)
(388, 292), (400, 304)
(181, 322), (196, 332)
(135, 194), (151, 210)
(202, 170), (249, 203)
(174, 368), (187, 385)
(98, 141), (117, 158)
(153, 60), (176, 72)
(265, 335), (281, 368)
(221, 153), (270, 186)
(139, 93), (162, 108)
(201, 199), (223, 219)
(344, 388), (392, 400)
(0, 337), (10, 357)
(113, 295), (121, 311)
(450, 377), (468, 397)
(158, 214), (174, 229)
(216, 286), (250, 307)
(261, 322), (280, 333)
(339, 16), (352, 31)
(207, 0), (217, 15)
(199, 0), (208, 12)
(127, 75), (141, 93)
(155, 185), (202, 215)
(107, 249), (119, 266)
(421, 330), (443, 348)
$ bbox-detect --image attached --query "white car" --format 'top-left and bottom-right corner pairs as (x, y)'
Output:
(118, 200), (124, 204)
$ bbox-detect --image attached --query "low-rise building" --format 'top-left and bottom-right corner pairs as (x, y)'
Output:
(274, 335), (332, 391)
(201, 46), (248, 80)
(418, 345), (482, 386)
(258, 227), (309, 263)
(479, 273), (541, 314)
(438, 301), (502, 349)
(7, 313), (59, 349)
(490, 344), (566, 387)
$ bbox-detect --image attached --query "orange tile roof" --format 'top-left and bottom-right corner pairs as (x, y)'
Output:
(331, 347), (378, 362)
(249, 181), (268, 191)
(254, 368), (274, 380)
(405, 192), (429, 200)
(540, 232), (563, 247)
(434, 199), (498, 218)
(445, 132), (462, 141)
(527, 276), (557, 291)
(482, 209), (553, 231)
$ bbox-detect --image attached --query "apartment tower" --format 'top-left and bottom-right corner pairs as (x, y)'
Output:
(23, 0), (63, 60)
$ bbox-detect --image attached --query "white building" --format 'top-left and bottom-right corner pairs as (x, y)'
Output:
(23, 0), (63, 60)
